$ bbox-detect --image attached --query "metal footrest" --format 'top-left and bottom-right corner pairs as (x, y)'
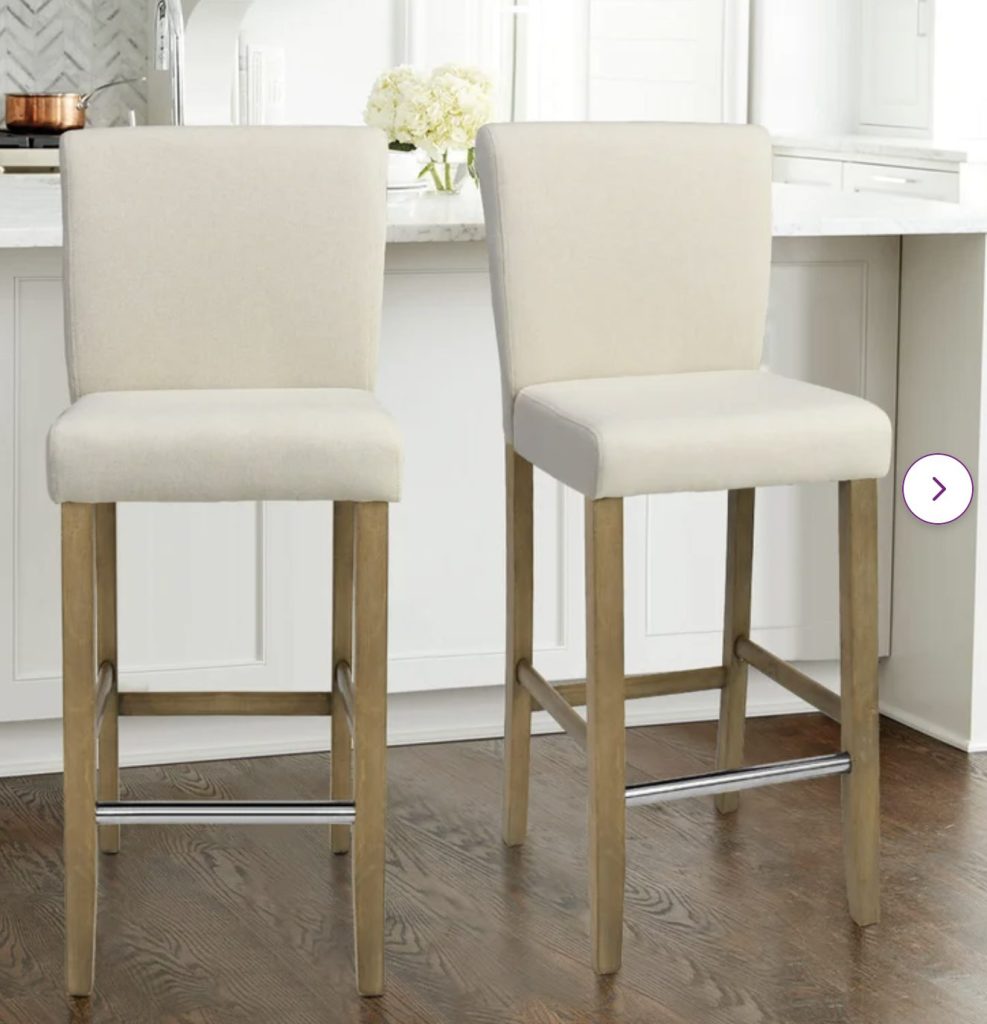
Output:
(624, 752), (851, 808)
(95, 800), (356, 826)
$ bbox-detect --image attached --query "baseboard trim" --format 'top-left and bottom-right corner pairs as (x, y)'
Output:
(6, 662), (974, 777)
(0, 681), (811, 778)
(877, 701), (977, 753)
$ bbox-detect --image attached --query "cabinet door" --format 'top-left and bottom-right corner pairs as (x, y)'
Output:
(586, 0), (749, 123)
(0, 251), (299, 726)
(860, 0), (932, 131)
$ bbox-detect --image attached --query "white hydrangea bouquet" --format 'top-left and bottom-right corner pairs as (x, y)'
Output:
(364, 64), (494, 193)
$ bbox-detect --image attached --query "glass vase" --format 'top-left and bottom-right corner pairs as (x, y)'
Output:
(421, 156), (468, 194)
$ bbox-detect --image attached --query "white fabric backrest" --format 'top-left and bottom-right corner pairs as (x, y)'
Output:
(61, 126), (387, 398)
(475, 122), (772, 435)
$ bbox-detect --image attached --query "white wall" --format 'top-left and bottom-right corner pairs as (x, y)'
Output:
(184, 0), (755, 130)
(749, 0), (857, 135)
(932, 1), (987, 140)
(180, 0), (397, 125)
(237, 0), (395, 124)
(183, 0), (513, 126)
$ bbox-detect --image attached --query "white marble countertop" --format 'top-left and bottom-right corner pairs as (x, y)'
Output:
(386, 187), (485, 242)
(770, 182), (987, 235)
(773, 132), (987, 164)
(3, 174), (987, 249)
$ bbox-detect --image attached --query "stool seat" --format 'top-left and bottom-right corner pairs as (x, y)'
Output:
(513, 369), (893, 499)
(48, 387), (403, 504)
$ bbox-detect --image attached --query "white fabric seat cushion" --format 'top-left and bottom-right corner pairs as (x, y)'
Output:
(48, 388), (402, 503)
(513, 370), (892, 499)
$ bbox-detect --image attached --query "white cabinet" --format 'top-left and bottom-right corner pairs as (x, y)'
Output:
(771, 140), (983, 205)
(0, 237), (899, 726)
(860, 0), (932, 132)
(0, 252), (303, 724)
(843, 159), (959, 201)
(858, 0), (987, 138)
(0, 244), (587, 727)
(773, 155), (843, 188)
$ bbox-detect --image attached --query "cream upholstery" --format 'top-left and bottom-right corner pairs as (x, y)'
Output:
(475, 122), (772, 437)
(61, 127), (386, 399)
(514, 371), (892, 499)
(50, 126), (400, 505)
(476, 122), (892, 497)
(48, 389), (402, 503)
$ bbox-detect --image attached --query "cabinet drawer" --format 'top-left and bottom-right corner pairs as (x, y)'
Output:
(843, 161), (959, 202)
(773, 155), (842, 188)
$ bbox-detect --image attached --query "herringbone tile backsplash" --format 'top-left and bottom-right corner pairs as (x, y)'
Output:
(1, 0), (148, 126)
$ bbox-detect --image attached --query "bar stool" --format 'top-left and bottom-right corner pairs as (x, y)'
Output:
(48, 127), (399, 997)
(475, 122), (891, 974)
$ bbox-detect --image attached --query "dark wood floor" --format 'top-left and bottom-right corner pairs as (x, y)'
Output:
(2, 714), (986, 1024)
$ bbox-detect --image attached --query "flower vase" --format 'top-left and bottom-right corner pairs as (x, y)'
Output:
(421, 155), (468, 194)
(387, 146), (422, 189)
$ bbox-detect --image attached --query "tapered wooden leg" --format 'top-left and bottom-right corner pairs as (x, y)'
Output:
(331, 501), (355, 855)
(585, 497), (625, 975)
(503, 446), (534, 847)
(62, 503), (98, 996)
(95, 504), (119, 855)
(352, 502), (388, 996)
(714, 489), (755, 814)
(839, 479), (881, 926)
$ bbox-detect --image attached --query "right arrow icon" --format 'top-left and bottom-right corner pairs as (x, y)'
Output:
(904, 454), (973, 525)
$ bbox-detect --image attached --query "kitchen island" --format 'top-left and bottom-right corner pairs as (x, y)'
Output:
(3, 175), (987, 774)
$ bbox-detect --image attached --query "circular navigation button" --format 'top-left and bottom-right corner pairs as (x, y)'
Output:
(902, 453), (974, 525)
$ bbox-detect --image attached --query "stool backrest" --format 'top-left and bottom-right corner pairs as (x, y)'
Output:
(61, 126), (387, 399)
(476, 122), (772, 435)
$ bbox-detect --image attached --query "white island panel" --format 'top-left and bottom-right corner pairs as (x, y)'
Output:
(5, 177), (987, 756)
(0, 233), (899, 731)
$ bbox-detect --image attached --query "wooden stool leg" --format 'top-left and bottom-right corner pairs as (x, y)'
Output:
(331, 501), (355, 855)
(95, 504), (119, 855)
(714, 488), (755, 814)
(352, 502), (388, 996)
(585, 497), (625, 975)
(503, 446), (534, 846)
(839, 479), (881, 926)
(62, 503), (98, 996)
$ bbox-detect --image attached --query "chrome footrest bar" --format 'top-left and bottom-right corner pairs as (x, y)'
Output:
(95, 800), (356, 826)
(624, 752), (851, 807)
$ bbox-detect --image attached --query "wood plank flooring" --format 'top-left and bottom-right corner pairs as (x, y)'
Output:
(1, 714), (986, 1023)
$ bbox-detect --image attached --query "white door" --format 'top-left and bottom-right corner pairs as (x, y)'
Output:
(859, 0), (932, 131)
(587, 0), (749, 123)
(516, 0), (749, 123)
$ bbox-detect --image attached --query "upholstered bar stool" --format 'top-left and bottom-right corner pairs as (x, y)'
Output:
(476, 122), (892, 974)
(49, 127), (399, 996)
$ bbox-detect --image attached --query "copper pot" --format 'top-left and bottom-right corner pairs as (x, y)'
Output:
(4, 77), (145, 133)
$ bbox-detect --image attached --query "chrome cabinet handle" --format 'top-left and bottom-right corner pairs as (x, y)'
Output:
(917, 0), (931, 37)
